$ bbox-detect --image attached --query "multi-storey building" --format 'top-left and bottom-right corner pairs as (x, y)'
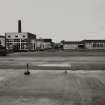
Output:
(5, 32), (36, 51)
(5, 20), (37, 51)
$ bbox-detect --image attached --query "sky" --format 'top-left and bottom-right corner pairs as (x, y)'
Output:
(0, 0), (105, 42)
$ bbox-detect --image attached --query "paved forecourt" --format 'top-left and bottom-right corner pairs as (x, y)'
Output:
(0, 68), (105, 105)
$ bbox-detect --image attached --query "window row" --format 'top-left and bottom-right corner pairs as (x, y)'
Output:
(6, 43), (28, 50)
(6, 39), (28, 42)
(6, 43), (36, 50)
(92, 43), (105, 47)
(8, 35), (26, 38)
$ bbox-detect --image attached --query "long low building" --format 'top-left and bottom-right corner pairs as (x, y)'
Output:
(61, 40), (105, 50)
(61, 41), (80, 50)
(82, 40), (105, 49)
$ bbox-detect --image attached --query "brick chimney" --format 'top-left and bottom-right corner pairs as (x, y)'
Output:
(18, 20), (22, 33)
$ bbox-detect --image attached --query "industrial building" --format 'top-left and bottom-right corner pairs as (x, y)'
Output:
(5, 20), (37, 51)
(36, 38), (53, 51)
(61, 40), (105, 50)
(5, 32), (36, 51)
(61, 41), (81, 50)
(82, 40), (105, 49)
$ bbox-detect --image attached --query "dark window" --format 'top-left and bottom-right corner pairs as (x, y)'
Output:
(7, 39), (12, 42)
(8, 35), (11, 38)
(23, 35), (25, 38)
(21, 43), (27, 49)
(14, 39), (20, 42)
(15, 35), (18, 37)
(93, 44), (96, 47)
(97, 44), (100, 47)
(100, 44), (103, 47)
(21, 39), (27, 42)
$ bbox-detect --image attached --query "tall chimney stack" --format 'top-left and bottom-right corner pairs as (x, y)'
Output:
(18, 20), (22, 33)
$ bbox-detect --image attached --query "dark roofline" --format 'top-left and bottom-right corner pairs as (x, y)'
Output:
(61, 41), (81, 44)
(43, 39), (52, 42)
(5, 32), (36, 35)
(81, 39), (105, 43)
(61, 40), (105, 44)
(27, 32), (36, 36)
(37, 39), (44, 41)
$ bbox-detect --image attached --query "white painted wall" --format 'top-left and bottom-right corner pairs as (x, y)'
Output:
(36, 40), (44, 50)
(43, 42), (52, 49)
(85, 43), (105, 49)
(63, 44), (78, 49)
(0, 37), (5, 46)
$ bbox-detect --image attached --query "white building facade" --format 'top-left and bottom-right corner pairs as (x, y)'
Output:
(36, 39), (44, 51)
(61, 41), (80, 50)
(43, 39), (52, 49)
(82, 40), (105, 49)
(0, 36), (5, 47)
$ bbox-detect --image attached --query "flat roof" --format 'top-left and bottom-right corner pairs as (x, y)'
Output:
(62, 41), (80, 44)
(82, 40), (105, 43)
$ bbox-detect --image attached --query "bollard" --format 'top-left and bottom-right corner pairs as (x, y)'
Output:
(24, 63), (30, 75)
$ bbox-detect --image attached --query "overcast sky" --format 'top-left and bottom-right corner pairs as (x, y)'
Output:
(0, 0), (105, 42)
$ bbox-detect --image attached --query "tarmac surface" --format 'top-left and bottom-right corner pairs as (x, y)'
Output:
(0, 56), (105, 70)
(0, 70), (105, 105)
(0, 52), (105, 105)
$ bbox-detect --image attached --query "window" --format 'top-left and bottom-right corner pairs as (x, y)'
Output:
(21, 43), (27, 49)
(15, 35), (18, 37)
(8, 35), (10, 37)
(6, 39), (9, 42)
(14, 39), (20, 42)
(23, 35), (25, 38)
(93, 43), (96, 47)
(7, 39), (12, 42)
(97, 43), (100, 47)
(100, 44), (103, 47)
(21, 39), (27, 42)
